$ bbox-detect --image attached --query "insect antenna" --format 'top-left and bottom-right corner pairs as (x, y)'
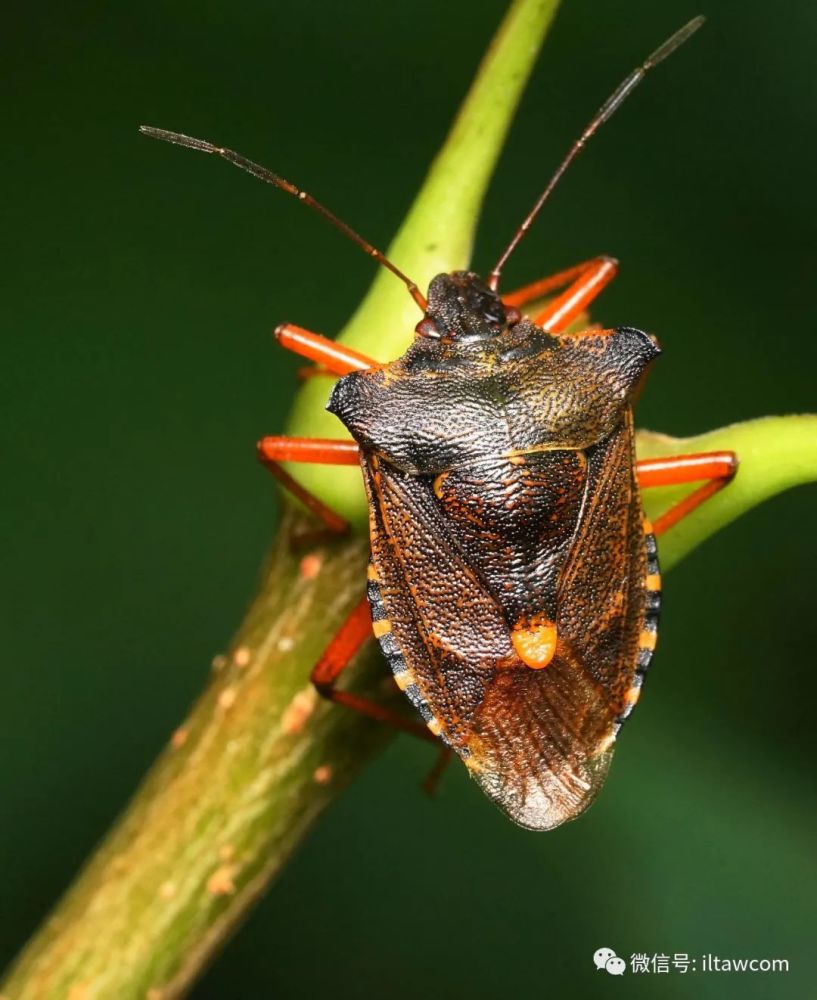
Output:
(487, 15), (705, 292)
(139, 126), (428, 311)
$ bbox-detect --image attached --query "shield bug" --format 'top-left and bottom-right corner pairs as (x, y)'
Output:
(142, 16), (737, 830)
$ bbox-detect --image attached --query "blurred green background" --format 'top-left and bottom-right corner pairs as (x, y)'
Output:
(3, 0), (815, 997)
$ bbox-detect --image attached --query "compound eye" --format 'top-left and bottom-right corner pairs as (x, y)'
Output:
(415, 317), (440, 338)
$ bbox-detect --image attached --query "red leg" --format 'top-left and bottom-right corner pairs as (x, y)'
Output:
(502, 256), (618, 333)
(423, 748), (454, 796)
(637, 451), (738, 536)
(297, 364), (334, 380)
(312, 596), (437, 742)
(275, 323), (375, 375)
(257, 436), (360, 533)
(534, 257), (618, 333)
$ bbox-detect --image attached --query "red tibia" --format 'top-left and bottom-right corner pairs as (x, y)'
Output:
(257, 436), (360, 534)
(423, 748), (454, 795)
(503, 257), (613, 306)
(637, 451), (738, 536)
(311, 596), (372, 687)
(502, 256), (618, 333)
(636, 451), (737, 487)
(257, 436), (360, 465)
(311, 596), (436, 742)
(325, 690), (437, 742)
(275, 323), (375, 374)
(534, 257), (618, 333)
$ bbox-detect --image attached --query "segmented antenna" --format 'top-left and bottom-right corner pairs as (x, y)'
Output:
(488, 16), (705, 292)
(139, 126), (427, 311)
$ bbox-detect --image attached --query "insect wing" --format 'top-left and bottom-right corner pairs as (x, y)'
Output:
(363, 454), (512, 744)
(363, 408), (652, 830)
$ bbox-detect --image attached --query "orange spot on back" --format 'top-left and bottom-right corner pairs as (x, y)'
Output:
(393, 669), (415, 692)
(432, 472), (449, 499)
(511, 616), (558, 669)
(426, 716), (443, 736)
(372, 618), (391, 638)
(639, 629), (658, 651)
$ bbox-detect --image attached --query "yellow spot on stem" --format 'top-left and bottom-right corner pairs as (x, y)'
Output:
(299, 553), (322, 580)
(281, 687), (318, 734)
(218, 687), (237, 711)
(233, 646), (252, 668)
(207, 863), (238, 896)
(313, 764), (333, 785)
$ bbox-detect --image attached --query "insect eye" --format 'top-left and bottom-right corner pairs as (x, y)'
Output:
(415, 317), (440, 338)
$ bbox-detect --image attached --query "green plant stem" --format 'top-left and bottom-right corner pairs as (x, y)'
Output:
(637, 415), (817, 570)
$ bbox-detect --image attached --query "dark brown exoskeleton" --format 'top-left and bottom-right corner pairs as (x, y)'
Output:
(141, 16), (737, 829)
(328, 276), (662, 827)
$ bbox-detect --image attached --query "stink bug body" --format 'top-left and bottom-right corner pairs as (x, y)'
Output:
(328, 285), (661, 828)
(142, 16), (738, 830)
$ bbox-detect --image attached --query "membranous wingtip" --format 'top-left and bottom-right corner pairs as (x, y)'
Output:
(138, 126), (219, 154)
